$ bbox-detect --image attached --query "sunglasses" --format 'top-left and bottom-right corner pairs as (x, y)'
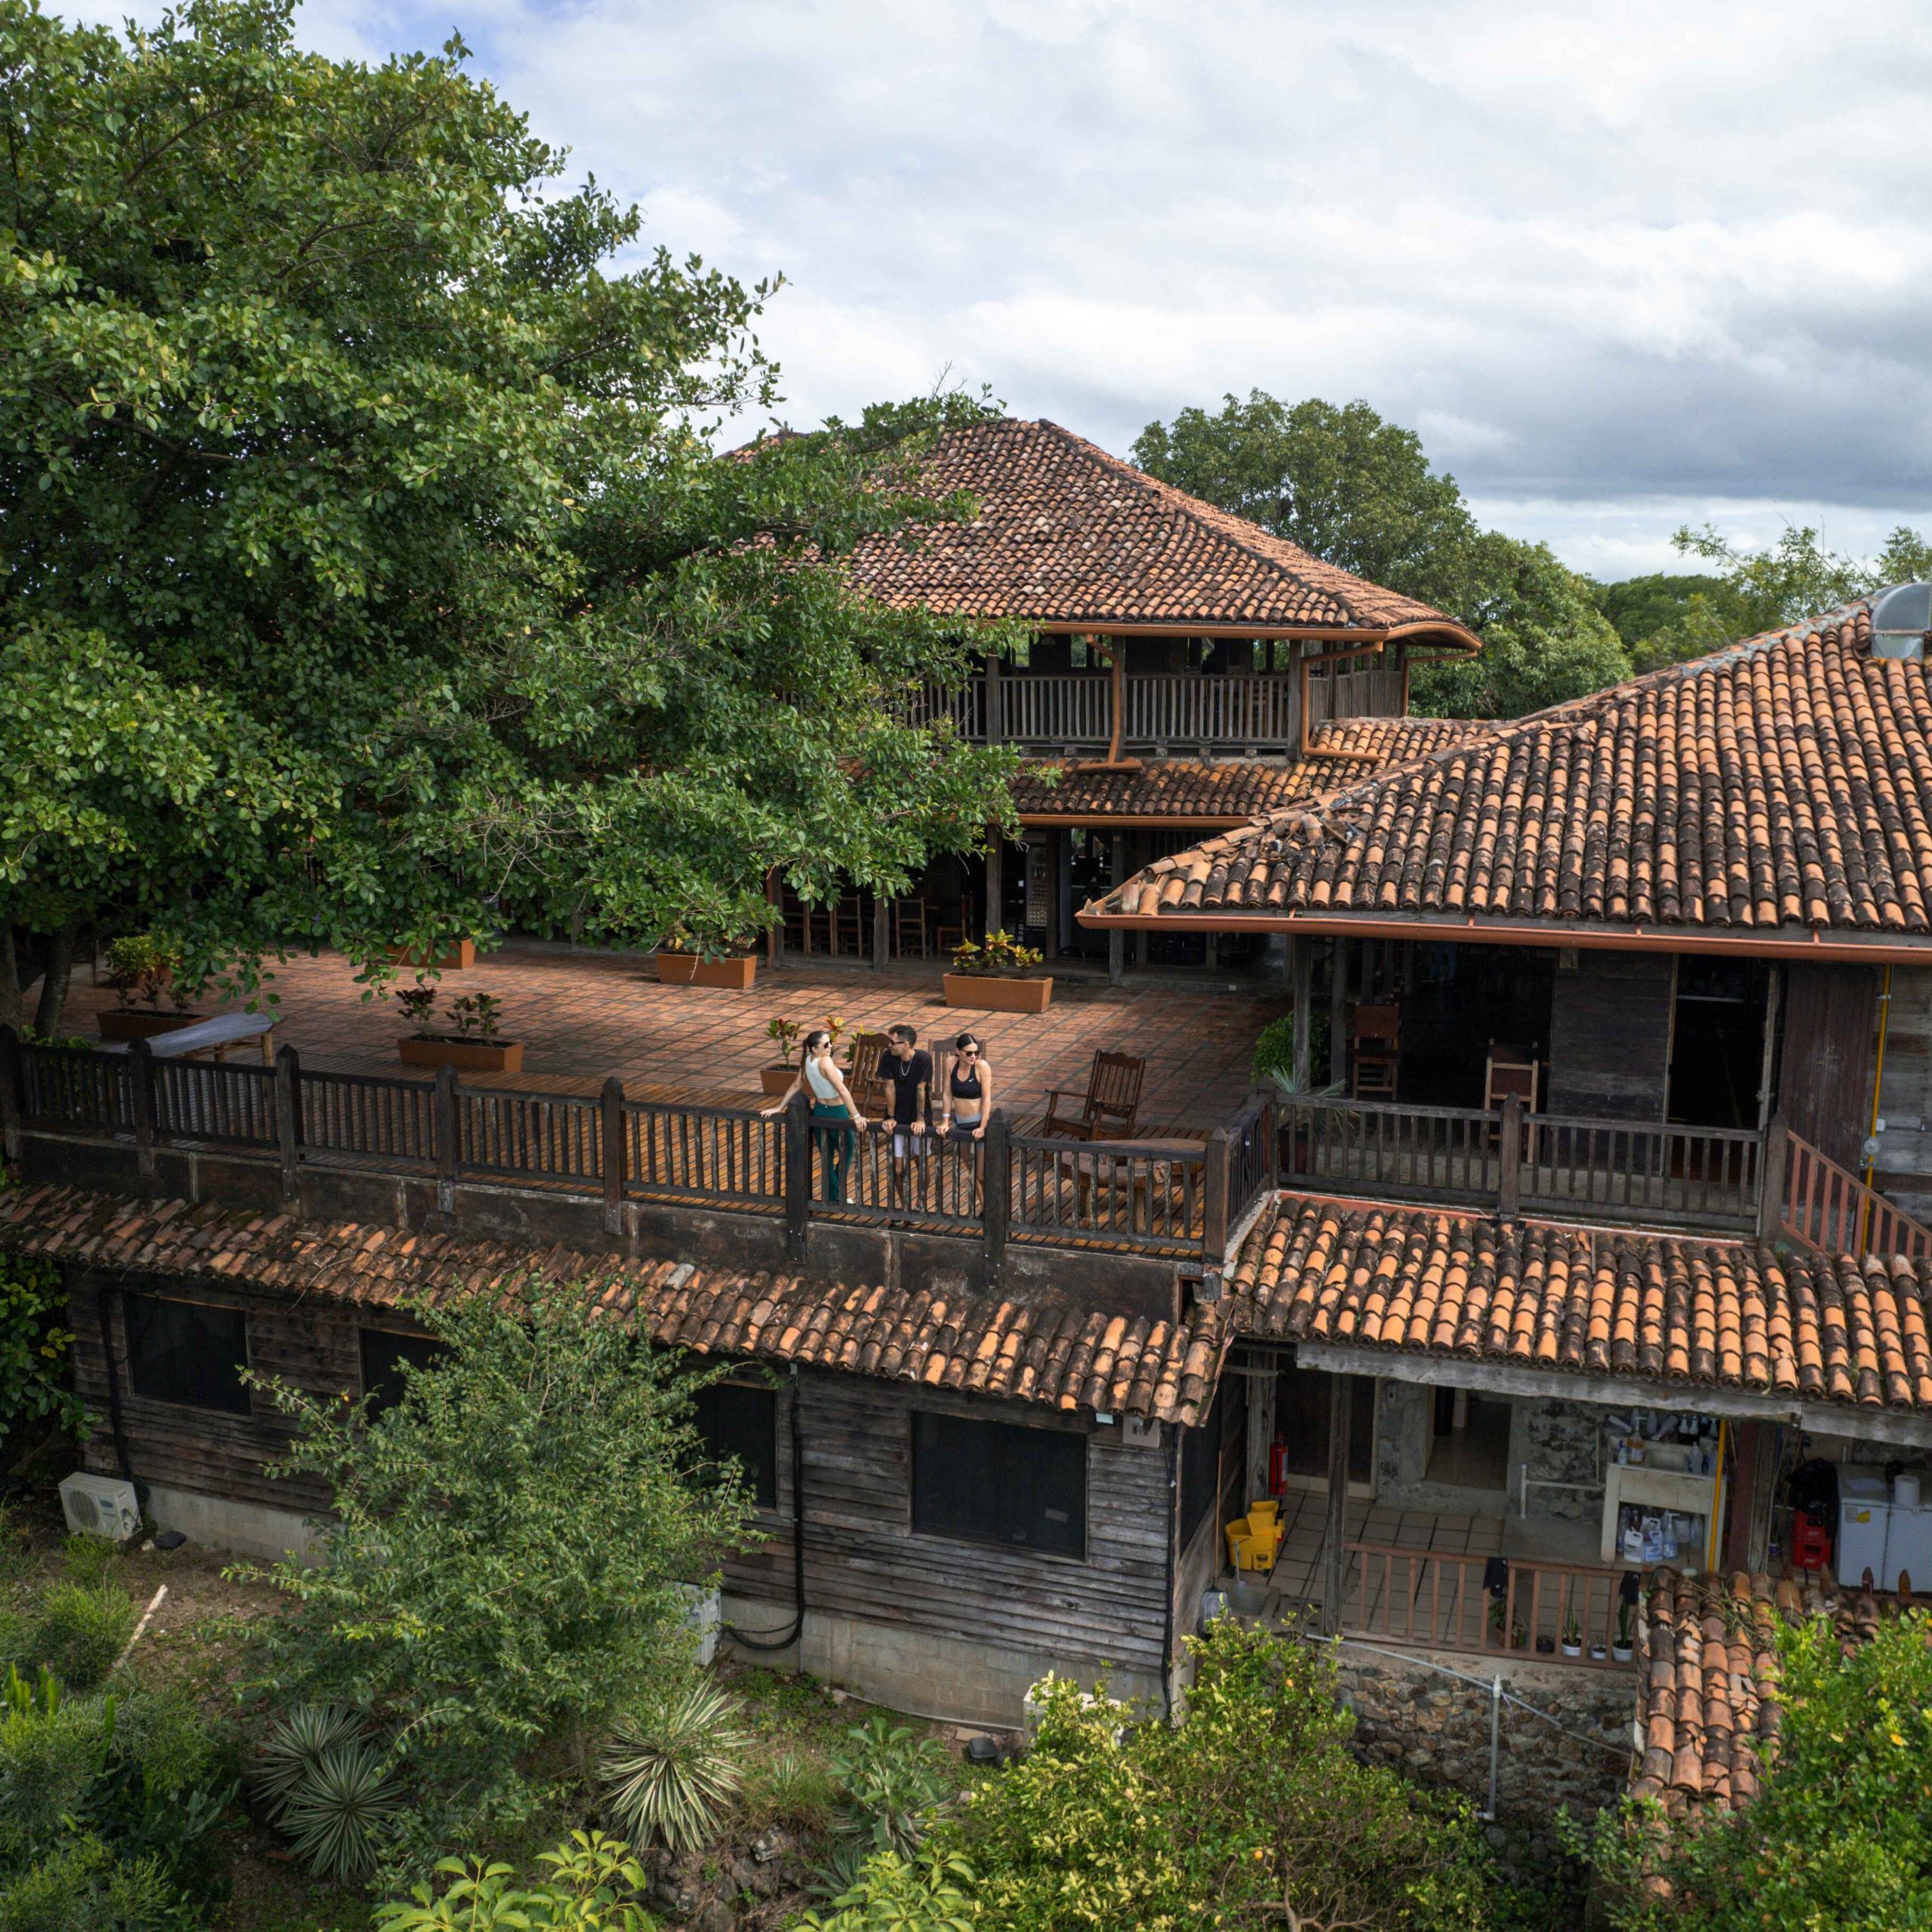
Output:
(958, 1047), (980, 1057)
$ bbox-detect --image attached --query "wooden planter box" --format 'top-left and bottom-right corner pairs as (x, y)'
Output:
(760, 1065), (797, 1098)
(943, 972), (1053, 1014)
(386, 939), (475, 971)
(658, 954), (757, 990)
(98, 1010), (202, 1042)
(398, 1035), (524, 1074)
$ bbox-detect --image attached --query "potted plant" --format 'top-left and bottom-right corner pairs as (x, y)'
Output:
(692, 941), (758, 992)
(97, 934), (200, 1041)
(395, 988), (524, 1074)
(655, 929), (699, 985)
(385, 936), (475, 971)
(1560, 1608), (1583, 1659)
(1611, 1598), (1635, 1664)
(943, 930), (1052, 1014)
(761, 1018), (802, 1098)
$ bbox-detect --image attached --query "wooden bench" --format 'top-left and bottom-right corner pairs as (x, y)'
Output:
(99, 1013), (278, 1065)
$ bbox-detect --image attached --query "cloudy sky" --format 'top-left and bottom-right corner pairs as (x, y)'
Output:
(75, 0), (1932, 577)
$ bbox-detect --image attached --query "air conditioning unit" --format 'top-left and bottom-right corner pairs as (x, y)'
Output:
(58, 1472), (140, 1543)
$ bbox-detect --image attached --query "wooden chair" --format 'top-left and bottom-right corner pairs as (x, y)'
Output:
(891, 898), (930, 959)
(1484, 1041), (1540, 1112)
(1352, 1004), (1401, 1101)
(1041, 1051), (1147, 1141)
(829, 894), (865, 955)
(934, 894), (974, 958)
(845, 1032), (892, 1117)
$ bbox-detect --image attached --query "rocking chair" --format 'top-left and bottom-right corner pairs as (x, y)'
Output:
(1041, 1051), (1147, 1142)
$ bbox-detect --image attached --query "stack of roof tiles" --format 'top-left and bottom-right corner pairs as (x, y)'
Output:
(833, 417), (1474, 640)
(1103, 607), (1932, 940)
(0, 1186), (1223, 1425)
(1229, 1195), (1932, 1417)
(1632, 1567), (1898, 1817)
(1008, 758), (1327, 822)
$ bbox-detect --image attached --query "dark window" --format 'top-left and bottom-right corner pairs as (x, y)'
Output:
(1179, 1386), (1226, 1549)
(911, 1411), (1085, 1557)
(123, 1293), (249, 1414)
(694, 1383), (778, 1509)
(358, 1327), (451, 1418)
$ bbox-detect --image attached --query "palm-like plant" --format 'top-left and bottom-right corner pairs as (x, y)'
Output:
(598, 1678), (747, 1853)
(279, 1739), (405, 1881)
(254, 1703), (368, 1815)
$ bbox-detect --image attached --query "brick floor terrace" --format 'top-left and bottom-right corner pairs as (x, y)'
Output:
(60, 942), (1286, 1134)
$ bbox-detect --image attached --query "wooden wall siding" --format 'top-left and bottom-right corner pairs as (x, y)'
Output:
(67, 1265), (379, 1517)
(1547, 952), (1675, 1121)
(1875, 966), (1932, 1212)
(729, 1372), (1174, 1675)
(1781, 964), (1879, 1171)
(63, 1267), (1176, 1678)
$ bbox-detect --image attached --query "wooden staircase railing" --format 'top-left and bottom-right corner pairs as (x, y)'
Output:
(1777, 1126), (1932, 1260)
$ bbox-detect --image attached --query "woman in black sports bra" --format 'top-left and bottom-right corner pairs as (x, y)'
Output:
(939, 1032), (992, 1140)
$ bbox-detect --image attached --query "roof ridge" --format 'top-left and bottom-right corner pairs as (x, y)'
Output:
(1032, 418), (1371, 627)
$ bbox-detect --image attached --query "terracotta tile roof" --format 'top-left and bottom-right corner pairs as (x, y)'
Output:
(837, 418), (1477, 641)
(1228, 1193), (1932, 1417)
(1631, 1567), (1900, 1818)
(1303, 715), (1503, 764)
(1009, 759), (1328, 822)
(0, 1186), (1222, 1425)
(1100, 606), (1932, 943)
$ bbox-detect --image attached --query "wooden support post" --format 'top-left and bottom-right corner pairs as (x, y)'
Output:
(1204, 1126), (1232, 1261)
(1721, 1419), (1775, 1574)
(1322, 1374), (1353, 1635)
(982, 1107), (1011, 1287)
(1330, 937), (1349, 1088)
(1109, 832), (1127, 987)
(984, 829), (1004, 940)
(1755, 962), (1782, 1131)
(601, 1076), (625, 1236)
(274, 1045), (303, 1204)
(129, 1037), (156, 1192)
(0, 1023), (20, 1167)
(984, 651), (1002, 743)
(1244, 1359), (1276, 1510)
(1497, 1093), (1522, 1220)
(783, 1090), (811, 1264)
(1757, 1115), (1789, 1242)
(872, 893), (890, 972)
(1292, 940), (1312, 1090)
(434, 1060), (460, 1216)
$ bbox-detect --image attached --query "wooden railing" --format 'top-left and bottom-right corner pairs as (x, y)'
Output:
(0, 1031), (1263, 1272)
(1778, 1127), (1932, 1260)
(903, 671), (1310, 749)
(1277, 1094), (1762, 1232)
(1342, 1543), (1635, 1670)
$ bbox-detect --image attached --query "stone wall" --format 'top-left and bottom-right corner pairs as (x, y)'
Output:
(1513, 1399), (1604, 1521)
(1336, 1647), (1635, 1862)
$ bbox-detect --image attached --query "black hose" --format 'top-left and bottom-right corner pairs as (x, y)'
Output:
(98, 1284), (136, 1485)
(724, 1365), (806, 1652)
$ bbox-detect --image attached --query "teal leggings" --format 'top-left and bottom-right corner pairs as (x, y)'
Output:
(811, 1101), (854, 1203)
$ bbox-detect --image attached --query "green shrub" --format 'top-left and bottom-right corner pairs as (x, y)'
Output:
(56, 1536), (118, 1591)
(0, 1251), (83, 1458)
(373, 1831), (650, 1931)
(952, 1620), (1507, 1932)
(0, 1672), (107, 1863)
(253, 1703), (368, 1817)
(798, 1845), (977, 1932)
(0, 1832), (183, 1932)
(830, 1717), (952, 1860)
(26, 1586), (135, 1693)
(1588, 1609), (1932, 1930)
(740, 1748), (838, 1833)
(598, 1676), (746, 1852)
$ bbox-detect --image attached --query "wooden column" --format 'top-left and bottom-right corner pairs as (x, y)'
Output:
(1755, 963), (1783, 1131)
(0, 1023), (20, 1167)
(1321, 1374), (1353, 1634)
(601, 1076), (626, 1235)
(129, 1036), (157, 1192)
(783, 1090), (811, 1264)
(1292, 939), (1312, 1089)
(1330, 938), (1350, 1088)
(872, 893), (890, 972)
(982, 1108), (1011, 1287)
(274, 1045), (303, 1204)
(984, 827), (1003, 940)
(1757, 1116), (1789, 1241)
(1109, 832), (1127, 987)
(1497, 1093), (1523, 1220)
(434, 1060), (460, 1216)
(1244, 1363), (1276, 1514)
(984, 651), (1002, 743)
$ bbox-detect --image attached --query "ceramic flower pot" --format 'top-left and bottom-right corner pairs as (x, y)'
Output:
(656, 953), (699, 984)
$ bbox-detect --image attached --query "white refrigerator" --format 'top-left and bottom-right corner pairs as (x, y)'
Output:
(1837, 1470), (1891, 1589)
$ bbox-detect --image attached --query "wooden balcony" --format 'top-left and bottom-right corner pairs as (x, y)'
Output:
(907, 669), (1316, 752)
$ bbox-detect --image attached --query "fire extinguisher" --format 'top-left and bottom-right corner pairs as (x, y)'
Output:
(1268, 1436), (1289, 1496)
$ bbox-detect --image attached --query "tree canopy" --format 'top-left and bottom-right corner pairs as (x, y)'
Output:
(0, 0), (1017, 1030)
(1133, 389), (1629, 718)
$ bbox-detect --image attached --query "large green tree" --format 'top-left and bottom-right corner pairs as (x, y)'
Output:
(1134, 389), (1629, 718)
(0, 0), (1016, 1032)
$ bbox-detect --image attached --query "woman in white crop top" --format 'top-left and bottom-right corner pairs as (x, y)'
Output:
(761, 1028), (866, 1202)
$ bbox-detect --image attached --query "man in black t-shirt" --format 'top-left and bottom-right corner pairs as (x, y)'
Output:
(879, 1024), (932, 1198)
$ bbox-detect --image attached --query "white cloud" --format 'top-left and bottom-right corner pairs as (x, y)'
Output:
(60, 0), (1932, 575)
